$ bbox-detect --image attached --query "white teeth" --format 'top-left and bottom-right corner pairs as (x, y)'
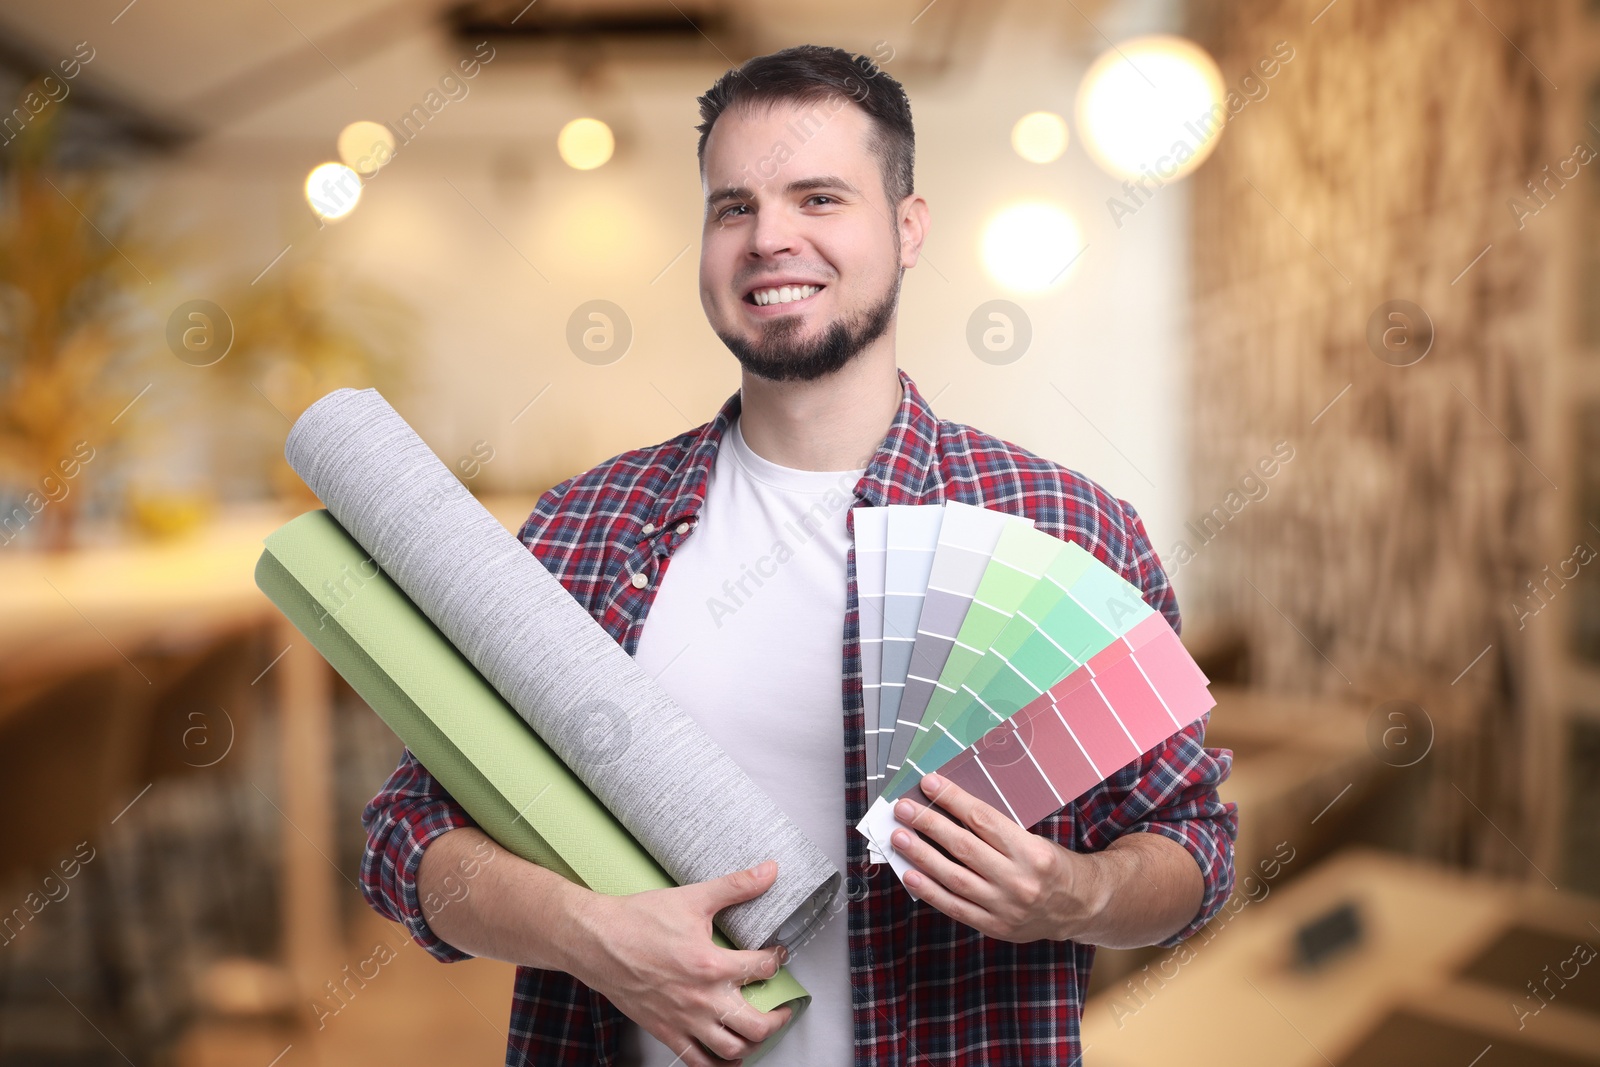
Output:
(751, 284), (820, 306)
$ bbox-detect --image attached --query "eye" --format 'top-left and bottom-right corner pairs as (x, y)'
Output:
(807, 195), (836, 206)
(718, 203), (749, 219)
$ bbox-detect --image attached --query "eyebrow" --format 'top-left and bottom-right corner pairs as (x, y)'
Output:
(705, 175), (860, 207)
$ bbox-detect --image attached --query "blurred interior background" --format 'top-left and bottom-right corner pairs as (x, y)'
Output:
(0, 0), (1597, 1064)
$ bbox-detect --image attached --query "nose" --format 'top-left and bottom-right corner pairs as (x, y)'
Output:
(747, 201), (802, 259)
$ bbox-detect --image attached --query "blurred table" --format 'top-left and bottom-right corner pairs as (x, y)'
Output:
(0, 494), (538, 995)
(1081, 847), (1600, 1066)
(0, 501), (343, 994)
(1203, 685), (1377, 877)
(0, 504), (294, 698)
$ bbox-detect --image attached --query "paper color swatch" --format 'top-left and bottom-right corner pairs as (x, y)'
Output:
(848, 504), (1216, 892)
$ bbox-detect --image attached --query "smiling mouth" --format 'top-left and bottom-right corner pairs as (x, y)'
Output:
(744, 284), (825, 307)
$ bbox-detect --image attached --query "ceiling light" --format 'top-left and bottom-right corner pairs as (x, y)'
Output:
(1011, 111), (1069, 164)
(981, 202), (1084, 292)
(1076, 35), (1225, 181)
(558, 117), (615, 171)
(305, 162), (362, 221)
(337, 121), (396, 176)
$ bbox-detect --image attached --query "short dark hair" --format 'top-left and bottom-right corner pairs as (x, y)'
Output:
(695, 44), (915, 207)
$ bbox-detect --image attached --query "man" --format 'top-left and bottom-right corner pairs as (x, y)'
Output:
(360, 44), (1236, 1067)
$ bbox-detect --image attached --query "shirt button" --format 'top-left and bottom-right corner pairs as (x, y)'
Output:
(641, 522), (656, 535)
(676, 522), (690, 535)
(630, 572), (648, 589)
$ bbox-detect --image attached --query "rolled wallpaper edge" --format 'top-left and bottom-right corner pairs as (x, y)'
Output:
(251, 511), (811, 1065)
(282, 386), (841, 952)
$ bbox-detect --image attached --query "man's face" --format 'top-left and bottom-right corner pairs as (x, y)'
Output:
(699, 97), (912, 383)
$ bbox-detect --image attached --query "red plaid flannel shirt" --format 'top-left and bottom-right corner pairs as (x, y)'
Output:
(360, 368), (1238, 1066)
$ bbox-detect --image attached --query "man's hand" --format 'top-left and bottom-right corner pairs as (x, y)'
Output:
(890, 771), (1206, 948)
(567, 859), (794, 1067)
(415, 829), (793, 1065)
(888, 772), (1100, 943)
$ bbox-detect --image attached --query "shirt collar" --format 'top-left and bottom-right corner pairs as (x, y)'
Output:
(647, 367), (941, 532)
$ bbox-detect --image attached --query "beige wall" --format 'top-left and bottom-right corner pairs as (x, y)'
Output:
(134, 0), (1197, 588)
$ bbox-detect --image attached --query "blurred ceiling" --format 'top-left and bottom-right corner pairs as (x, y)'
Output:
(0, 0), (1108, 156)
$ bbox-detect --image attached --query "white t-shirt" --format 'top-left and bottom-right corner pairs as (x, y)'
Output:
(620, 412), (864, 1067)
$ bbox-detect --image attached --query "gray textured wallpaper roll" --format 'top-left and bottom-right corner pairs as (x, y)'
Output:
(285, 387), (840, 951)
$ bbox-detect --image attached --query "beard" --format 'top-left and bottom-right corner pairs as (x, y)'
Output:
(717, 267), (903, 383)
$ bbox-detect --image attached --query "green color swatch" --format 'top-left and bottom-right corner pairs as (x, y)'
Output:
(882, 523), (1066, 797)
(885, 529), (1155, 802)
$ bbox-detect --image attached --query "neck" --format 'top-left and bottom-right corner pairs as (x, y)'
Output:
(736, 340), (902, 473)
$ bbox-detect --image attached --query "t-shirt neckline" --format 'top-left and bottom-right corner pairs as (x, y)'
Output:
(725, 414), (868, 493)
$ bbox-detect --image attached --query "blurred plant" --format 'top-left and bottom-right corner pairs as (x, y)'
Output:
(0, 82), (420, 545)
(216, 257), (416, 506)
(0, 79), (163, 551)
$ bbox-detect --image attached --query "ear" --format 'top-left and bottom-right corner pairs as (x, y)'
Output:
(897, 194), (930, 269)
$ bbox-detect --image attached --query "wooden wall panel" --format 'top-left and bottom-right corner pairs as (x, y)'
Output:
(1185, 0), (1570, 870)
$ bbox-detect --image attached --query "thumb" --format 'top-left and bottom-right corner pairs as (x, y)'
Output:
(696, 859), (779, 915)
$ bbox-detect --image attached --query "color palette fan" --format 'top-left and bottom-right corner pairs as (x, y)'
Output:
(852, 504), (1215, 886)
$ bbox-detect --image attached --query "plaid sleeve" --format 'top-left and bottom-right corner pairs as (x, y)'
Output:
(1074, 714), (1238, 946)
(1075, 497), (1237, 946)
(359, 746), (480, 963)
(1115, 497), (1181, 635)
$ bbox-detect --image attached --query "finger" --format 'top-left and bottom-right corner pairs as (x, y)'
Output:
(694, 1020), (759, 1064)
(723, 944), (788, 987)
(695, 859), (779, 915)
(718, 993), (793, 1044)
(892, 793), (1006, 881)
(716, 948), (792, 1043)
(901, 860), (997, 936)
(671, 1032), (733, 1067)
(888, 820), (1001, 913)
(662, 1030), (738, 1067)
(916, 772), (1032, 859)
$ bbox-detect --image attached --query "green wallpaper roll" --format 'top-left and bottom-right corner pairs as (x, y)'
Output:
(255, 509), (807, 1059)
(283, 388), (838, 953)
